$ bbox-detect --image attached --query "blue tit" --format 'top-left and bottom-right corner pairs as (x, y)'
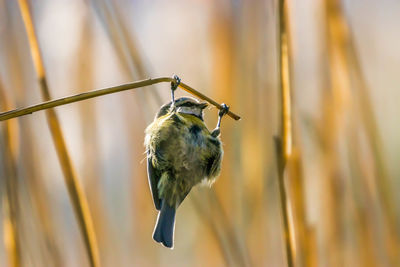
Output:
(144, 97), (228, 248)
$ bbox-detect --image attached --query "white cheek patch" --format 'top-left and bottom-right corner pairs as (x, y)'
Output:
(177, 107), (201, 117)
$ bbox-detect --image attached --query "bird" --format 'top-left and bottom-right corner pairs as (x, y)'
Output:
(144, 96), (228, 248)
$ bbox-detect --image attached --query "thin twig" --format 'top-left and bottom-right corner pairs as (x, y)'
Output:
(17, 1), (100, 266)
(276, 0), (295, 266)
(0, 77), (241, 122)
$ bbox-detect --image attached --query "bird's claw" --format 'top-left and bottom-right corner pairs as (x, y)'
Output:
(211, 128), (220, 138)
(170, 75), (181, 106)
(212, 103), (229, 137)
(218, 103), (229, 118)
(171, 75), (181, 92)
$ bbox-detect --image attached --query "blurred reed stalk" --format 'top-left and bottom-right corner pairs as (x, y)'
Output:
(207, 2), (251, 266)
(16, 1), (100, 266)
(196, 189), (250, 267)
(325, 0), (400, 265)
(2, 5), (63, 264)
(0, 79), (21, 267)
(73, 17), (110, 266)
(319, 0), (348, 264)
(94, 1), (246, 262)
(286, 150), (314, 267)
(191, 195), (233, 266)
(88, 3), (155, 260)
(347, 124), (379, 267)
(275, 0), (295, 266)
(90, 0), (162, 117)
(71, 3), (243, 263)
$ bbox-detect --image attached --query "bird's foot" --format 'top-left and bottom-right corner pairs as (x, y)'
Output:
(170, 75), (181, 108)
(211, 103), (229, 137)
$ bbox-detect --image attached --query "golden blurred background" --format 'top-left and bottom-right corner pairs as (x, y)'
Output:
(0, 0), (399, 266)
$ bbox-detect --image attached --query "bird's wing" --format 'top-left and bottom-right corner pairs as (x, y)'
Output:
(147, 154), (161, 210)
(205, 139), (223, 180)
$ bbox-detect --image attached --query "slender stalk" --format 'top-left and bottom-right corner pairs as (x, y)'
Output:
(191, 195), (233, 267)
(326, 0), (399, 265)
(287, 150), (311, 267)
(274, 138), (294, 267)
(0, 77), (241, 122)
(0, 81), (21, 267)
(2, 197), (20, 267)
(279, 18), (292, 161)
(333, 0), (396, 228)
(276, 0), (295, 266)
(13, 4), (241, 267)
(90, 0), (161, 121)
(17, 1), (100, 266)
(209, 190), (250, 267)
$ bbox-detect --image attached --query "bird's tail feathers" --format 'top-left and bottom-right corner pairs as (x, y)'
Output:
(153, 200), (176, 248)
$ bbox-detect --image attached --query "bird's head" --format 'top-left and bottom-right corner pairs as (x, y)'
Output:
(156, 97), (208, 120)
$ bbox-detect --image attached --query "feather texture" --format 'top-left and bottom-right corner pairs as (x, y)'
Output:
(145, 98), (223, 248)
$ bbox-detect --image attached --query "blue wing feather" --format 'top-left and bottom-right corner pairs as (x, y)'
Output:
(147, 155), (161, 210)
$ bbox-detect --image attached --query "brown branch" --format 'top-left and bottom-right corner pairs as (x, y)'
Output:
(0, 77), (241, 122)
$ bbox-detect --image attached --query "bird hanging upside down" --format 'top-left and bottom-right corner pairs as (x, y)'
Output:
(144, 93), (229, 248)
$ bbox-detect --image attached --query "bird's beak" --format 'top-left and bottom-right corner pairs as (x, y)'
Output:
(198, 102), (209, 109)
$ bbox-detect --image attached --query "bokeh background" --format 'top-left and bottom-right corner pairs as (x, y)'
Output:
(0, 0), (399, 266)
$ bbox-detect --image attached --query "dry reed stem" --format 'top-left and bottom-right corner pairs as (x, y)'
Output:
(1, 8), (64, 264)
(0, 77), (241, 121)
(207, 3), (252, 266)
(305, 227), (317, 267)
(321, 2), (347, 264)
(8, 1), (240, 266)
(274, 138), (295, 267)
(73, 19), (112, 266)
(90, 0), (162, 111)
(2, 197), (21, 267)
(17, 1), (100, 266)
(286, 149), (310, 267)
(182, 3), (253, 265)
(190, 195), (233, 267)
(326, 0), (400, 264)
(0, 81), (21, 267)
(209, 190), (250, 267)
(347, 129), (378, 267)
(276, 0), (295, 266)
(3, 5), (64, 264)
(337, 0), (398, 234)
(2, 197), (20, 267)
